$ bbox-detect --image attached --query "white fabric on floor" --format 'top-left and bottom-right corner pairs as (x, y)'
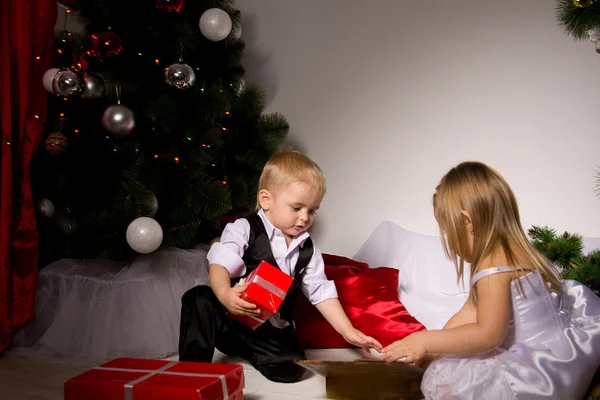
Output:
(10, 246), (209, 365)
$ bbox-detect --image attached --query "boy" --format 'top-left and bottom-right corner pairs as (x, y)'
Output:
(179, 151), (382, 383)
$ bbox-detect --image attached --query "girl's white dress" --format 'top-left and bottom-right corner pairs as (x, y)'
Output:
(422, 266), (600, 399)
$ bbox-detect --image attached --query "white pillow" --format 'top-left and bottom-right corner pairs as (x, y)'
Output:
(353, 221), (470, 330)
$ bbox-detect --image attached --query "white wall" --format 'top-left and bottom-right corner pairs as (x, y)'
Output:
(236, 0), (600, 256)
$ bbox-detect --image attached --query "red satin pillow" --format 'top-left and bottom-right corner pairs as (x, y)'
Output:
(293, 254), (426, 348)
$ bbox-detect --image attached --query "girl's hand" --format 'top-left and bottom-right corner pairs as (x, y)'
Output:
(342, 328), (383, 353)
(381, 332), (427, 364)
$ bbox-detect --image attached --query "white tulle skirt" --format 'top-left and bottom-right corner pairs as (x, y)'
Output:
(9, 246), (209, 366)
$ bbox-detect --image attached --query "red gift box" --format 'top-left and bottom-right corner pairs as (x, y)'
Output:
(228, 261), (293, 330)
(64, 358), (244, 400)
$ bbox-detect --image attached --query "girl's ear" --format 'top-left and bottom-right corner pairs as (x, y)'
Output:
(258, 189), (271, 211)
(460, 210), (474, 234)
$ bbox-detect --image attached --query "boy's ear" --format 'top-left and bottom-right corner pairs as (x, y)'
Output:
(258, 189), (271, 211)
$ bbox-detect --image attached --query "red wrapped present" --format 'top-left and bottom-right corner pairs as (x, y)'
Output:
(64, 358), (244, 400)
(228, 261), (293, 330)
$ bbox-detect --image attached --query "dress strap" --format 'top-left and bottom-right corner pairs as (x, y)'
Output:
(471, 266), (533, 286)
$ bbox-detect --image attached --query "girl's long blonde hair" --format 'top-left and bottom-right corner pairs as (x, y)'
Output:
(433, 161), (562, 294)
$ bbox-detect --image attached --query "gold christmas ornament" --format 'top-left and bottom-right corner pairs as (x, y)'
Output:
(45, 132), (68, 155)
(573, 0), (594, 8)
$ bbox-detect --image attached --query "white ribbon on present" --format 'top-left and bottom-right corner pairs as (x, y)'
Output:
(94, 362), (229, 400)
(245, 314), (267, 324)
(250, 275), (287, 299)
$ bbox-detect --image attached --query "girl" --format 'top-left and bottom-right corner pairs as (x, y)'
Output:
(382, 161), (600, 399)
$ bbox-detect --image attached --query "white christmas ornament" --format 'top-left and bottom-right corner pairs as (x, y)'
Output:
(199, 8), (232, 41)
(126, 217), (163, 254)
(43, 68), (60, 93)
(37, 198), (55, 217)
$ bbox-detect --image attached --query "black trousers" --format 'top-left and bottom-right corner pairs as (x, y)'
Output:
(178, 285), (306, 383)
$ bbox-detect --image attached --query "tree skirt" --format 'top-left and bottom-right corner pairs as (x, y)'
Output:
(9, 246), (209, 365)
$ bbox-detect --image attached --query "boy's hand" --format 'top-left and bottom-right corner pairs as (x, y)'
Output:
(218, 284), (261, 317)
(342, 328), (383, 353)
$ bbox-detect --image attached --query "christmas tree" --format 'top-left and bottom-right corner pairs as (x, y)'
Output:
(33, 0), (288, 263)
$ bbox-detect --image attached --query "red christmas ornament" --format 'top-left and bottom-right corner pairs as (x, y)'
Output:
(156, 0), (185, 13)
(90, 32), (124, 58)
(57, 0), (80, 12)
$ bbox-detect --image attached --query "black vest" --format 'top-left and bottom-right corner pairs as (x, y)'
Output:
(232, 213), (314, 323)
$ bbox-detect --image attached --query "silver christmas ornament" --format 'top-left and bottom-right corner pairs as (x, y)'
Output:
(126, 217), (163, 254)
(165, 62), (196, 90)
(102, 104), (135, 136)
(43, 68), (60, 93)
(37, 198), (55, 217)
(52, 68), (85, 96)
(588, 28), (600, 42)
(199, 8), (232, 41)
(82, 73), (106, 98)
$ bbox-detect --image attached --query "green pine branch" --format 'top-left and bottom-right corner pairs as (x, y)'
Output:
(528, 225), (599, 294)
(556, 0), (600, 40)
(564, 250), (600, 292)
(528, 225), (583, 269)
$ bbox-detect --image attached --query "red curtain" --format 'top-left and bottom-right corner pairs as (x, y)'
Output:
(0, 0), (57, 354)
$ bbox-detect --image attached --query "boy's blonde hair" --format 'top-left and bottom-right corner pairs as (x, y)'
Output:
(433, 161), (562, 295)
(256, 151), (326, 209)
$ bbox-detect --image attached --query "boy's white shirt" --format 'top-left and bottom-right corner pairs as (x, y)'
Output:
(207, 209), (338, 329)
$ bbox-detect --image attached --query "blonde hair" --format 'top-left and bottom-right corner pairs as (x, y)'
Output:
(433, 161), (562, 295)
(256, 151), (326, 209)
